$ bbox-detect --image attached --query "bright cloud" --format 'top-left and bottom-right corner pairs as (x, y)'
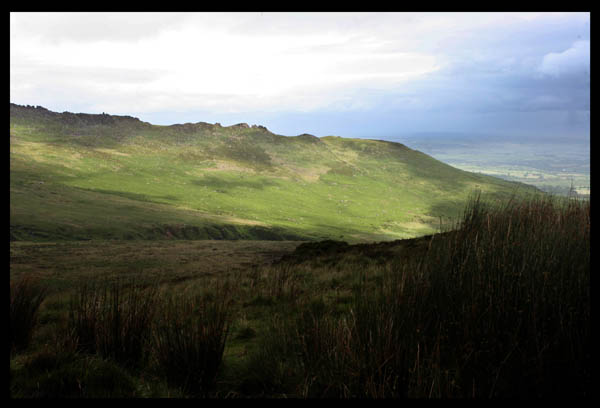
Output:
(10, 12), (440, 114)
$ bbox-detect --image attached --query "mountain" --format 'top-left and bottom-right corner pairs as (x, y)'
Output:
(9, 103), (540, 242)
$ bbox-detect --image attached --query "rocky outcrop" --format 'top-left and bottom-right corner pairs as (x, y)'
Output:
(294, 133), (321, 143)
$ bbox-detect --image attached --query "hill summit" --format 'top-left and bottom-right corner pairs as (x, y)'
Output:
(10, 103), (539, 242)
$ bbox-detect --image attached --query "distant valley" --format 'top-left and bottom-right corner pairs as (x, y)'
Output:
(396, 132), (590, 198)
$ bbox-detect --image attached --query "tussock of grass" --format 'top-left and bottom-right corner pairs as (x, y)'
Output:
(67, 279), (160, 368)
(10, 349), (139, 398)
(10, 275), (48, 354)
(151, 284), (232, 396)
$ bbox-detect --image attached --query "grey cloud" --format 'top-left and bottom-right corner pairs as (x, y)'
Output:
(537, 40), (590, 78)
(522, 95), (569, 111)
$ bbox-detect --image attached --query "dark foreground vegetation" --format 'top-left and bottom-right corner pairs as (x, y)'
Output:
(10, 193), (590, 398)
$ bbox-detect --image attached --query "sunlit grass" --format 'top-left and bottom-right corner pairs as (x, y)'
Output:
(10, 104), (540, 242)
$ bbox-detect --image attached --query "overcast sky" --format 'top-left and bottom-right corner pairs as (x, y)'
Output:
(10, 12), (590, 142)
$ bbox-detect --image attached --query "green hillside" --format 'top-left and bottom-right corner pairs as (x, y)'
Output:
(10, 103), (539, 242)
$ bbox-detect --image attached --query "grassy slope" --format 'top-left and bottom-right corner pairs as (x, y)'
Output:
(10, 104), (539, 242)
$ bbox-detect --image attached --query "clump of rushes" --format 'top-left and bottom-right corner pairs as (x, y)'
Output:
(265, 192), (589, 398)
(151, 283), (232, 397)
(281, 265), (428, 398)
(67, 278), (160, 368)
(10, 275), (48, 354)
(428, 192), (591, 397)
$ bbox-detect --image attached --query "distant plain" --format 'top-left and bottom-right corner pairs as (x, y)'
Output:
(397, 133), (590, 198)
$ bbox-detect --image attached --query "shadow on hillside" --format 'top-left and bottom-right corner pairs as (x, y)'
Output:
(84, 188), (180, 203)
(190, 175), (279, 192)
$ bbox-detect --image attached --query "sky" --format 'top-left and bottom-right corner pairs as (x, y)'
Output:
(10, 12), (590, 143)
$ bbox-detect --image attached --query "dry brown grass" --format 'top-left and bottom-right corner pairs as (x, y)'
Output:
(10, 240), (303, 291)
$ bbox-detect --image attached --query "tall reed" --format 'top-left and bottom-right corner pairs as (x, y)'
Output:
(263, 192), (590, 397)
(426, 192), (591, 397)
(67, 278), (160, 367)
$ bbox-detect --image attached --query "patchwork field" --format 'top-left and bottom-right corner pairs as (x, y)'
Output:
(398, 134), (590, 198)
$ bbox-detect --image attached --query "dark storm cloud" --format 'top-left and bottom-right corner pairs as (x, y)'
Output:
(337, 13), (590, 140)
